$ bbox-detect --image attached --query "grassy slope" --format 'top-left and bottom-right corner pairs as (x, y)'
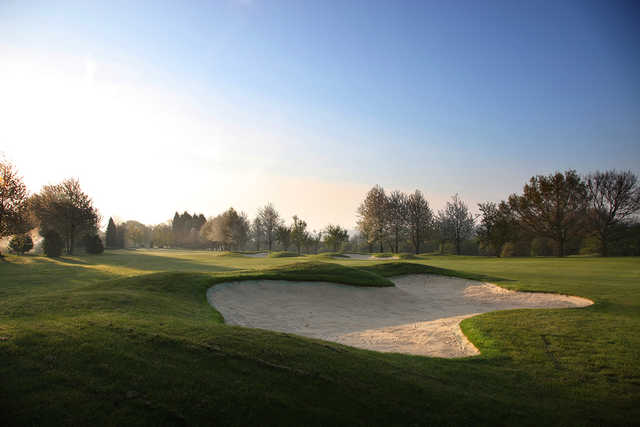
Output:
(1, 250), (639, 425)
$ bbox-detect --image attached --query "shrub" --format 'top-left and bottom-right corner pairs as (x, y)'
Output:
(84, 234), (104, 254)
(9, 234), (34, 255)
(42, 231), (64, 257)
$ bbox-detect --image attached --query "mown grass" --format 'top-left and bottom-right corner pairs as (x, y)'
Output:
(268, 251), (302, 258)
(1, 250), (639, 425)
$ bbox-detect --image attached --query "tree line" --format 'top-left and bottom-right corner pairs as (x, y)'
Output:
(1, 158), (638, 258)
(355, 170), (640, 257)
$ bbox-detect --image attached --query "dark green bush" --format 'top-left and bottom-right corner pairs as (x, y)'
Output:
(9, 233), (33, 255)
(84, 234), (104, 254)
(42, 231), (64, 257)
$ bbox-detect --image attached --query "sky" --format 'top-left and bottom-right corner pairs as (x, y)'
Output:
(1, 0), (639, 230)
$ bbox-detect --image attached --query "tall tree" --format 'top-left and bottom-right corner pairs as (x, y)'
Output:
(477, 201), (518, 257)
(152, 223), (173, 248)
(0, 161), (30, 256)
(290, 215), (308, 255)
(405, 190), (433, 254)
(201, 208), (250, 251)
(440, 194), (475, 255)
(323, 224), (349, 252)
(257, 203), (282, 251)
(585, 170), (640, 256)
(251, 217), (264, 251)
(105, 217), (118, 249)
(386, 190), (408, 253)
(357, 185), (388, 252)
(276, 224), (292, 251)
(509, 170), (587, 257)
(30, 178), (100, 255)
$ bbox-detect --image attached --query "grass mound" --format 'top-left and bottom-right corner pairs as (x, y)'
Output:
(372, 252), (395, 258)
(1, 251), (639, 425)
(268, 251), (301, 258)
(397, 253), (419, 259)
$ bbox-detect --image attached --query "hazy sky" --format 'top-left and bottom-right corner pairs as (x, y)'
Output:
(1, 0), (639, 230)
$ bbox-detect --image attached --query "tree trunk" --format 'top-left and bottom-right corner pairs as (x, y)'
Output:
(558, 238), (565, 257)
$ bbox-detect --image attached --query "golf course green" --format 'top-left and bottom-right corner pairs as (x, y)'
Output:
(1, 250), (638, 425)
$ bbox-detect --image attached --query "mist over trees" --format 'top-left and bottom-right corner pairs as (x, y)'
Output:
(30, 178), (100, 255)
(0, 161), (30, 256)
(2, 156), (638, 258)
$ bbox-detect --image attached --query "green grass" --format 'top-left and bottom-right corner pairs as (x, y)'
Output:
(372, 252), (395, 258)
(1, 250), (639, 425)
(268, 251), (303, 258)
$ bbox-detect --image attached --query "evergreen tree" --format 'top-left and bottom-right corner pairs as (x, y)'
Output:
(105, 217), (117, 249)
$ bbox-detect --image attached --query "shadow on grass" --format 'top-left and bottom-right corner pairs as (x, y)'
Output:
(360, 261), (515, 284)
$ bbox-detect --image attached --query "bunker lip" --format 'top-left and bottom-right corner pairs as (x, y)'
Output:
(207, 274), (593, 358)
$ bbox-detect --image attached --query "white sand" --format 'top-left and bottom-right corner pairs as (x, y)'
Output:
(243, 252), (268, 258)
(207, 275), (592, 358)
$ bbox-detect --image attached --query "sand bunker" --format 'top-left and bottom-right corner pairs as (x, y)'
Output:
(207, 275), (592, 358)
(243, 252), (268, 258)
(340, 253), (399, 260)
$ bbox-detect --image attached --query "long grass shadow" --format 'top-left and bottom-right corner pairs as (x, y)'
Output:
(55, 251), (241, 274)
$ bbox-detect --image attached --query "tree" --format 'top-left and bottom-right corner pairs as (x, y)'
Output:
(386, 190), (408, 253)
(405, 190), (433, 254)
(324, 224), (349, 252)
(251, 217), (264, 251)
(84, 234), (104, 254)
(201, 208), (250, 251)
(125, 220), (148, 248)
(0, 161), (30, 256)
(105, 217), (118, 249)
(509, 170), (587, 257)
(257, 203), (282, 251)
(357, 185), (388, 252)
(9, 233), (33, 255)
(152, 223), (173, 248)
(290, 215), (308, 255)
(42, 230), (64, 257)
(477, 201), (517, 257)
(30, 178), (100, 255)
(585, 170), (640, 256)
(276, 224), (292, 251)
(440, 194), (475, 255)
(116, 222), (127, 249)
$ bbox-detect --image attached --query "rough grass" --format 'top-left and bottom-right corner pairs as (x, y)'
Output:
(1, 250), (639, 425)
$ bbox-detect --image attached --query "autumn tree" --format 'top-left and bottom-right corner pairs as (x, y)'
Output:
(257, 203), (282, 251)
(440, 194), (475, 255)
(30, 178), (100, 255)
(405, 190), (432, 254)
(290, 215), (308, 255)
(585, 170), (640, 256)
(357, 185), (388, 252)
(201, 208), (250, 251)
(0, 161), (30, 256)
(509, 170), (587, 257)
(324, 224), (349, 252)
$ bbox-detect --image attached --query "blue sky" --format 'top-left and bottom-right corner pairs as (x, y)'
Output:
(1, 0), (639, 228)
